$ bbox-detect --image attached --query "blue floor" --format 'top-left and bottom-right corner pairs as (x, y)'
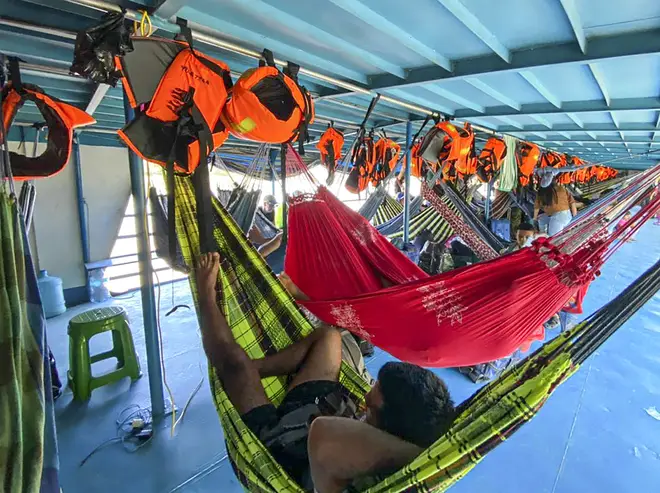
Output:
(48, 222), (660, 493)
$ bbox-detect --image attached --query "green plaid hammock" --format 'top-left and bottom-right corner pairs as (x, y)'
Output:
(0, 191), (60, 492)
(171, 174), (659, 493)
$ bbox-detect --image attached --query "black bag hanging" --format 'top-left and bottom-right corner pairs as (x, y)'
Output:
(70, 11), (133, 86)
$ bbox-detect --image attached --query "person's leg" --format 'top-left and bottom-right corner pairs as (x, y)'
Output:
(254, 325), (339, 381)
(537, 213), (550, 234)
(547, 210), (572, 236)
(196, 253), (270, 414)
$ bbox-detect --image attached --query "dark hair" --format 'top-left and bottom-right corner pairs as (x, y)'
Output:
(537, 183), (559, 207)
(518, 222), (536, 232)
(377, 362), (455, 447)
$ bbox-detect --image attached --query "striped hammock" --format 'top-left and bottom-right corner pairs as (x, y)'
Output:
(171, 173), (660, 493)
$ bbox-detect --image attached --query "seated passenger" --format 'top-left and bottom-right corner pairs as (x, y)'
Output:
(196, 253), (455, 493)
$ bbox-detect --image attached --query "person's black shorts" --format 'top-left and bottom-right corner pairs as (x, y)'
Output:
(241, 380), (343, 486)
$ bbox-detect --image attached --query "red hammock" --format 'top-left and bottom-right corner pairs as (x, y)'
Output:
(284, 147), (660, 366)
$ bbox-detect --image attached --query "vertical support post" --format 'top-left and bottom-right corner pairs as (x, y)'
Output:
(403, 121), (412, 244)
(123, 95), (165, 417)
(280, 144), (287, 242)
(485, 179), (493, 223)
(269, 147), (278, 196)
(72, 134), (90, 265)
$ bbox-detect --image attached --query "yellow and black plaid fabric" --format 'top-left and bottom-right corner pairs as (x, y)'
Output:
(372, 194), (404, 227)
(389, 196), (458, 244)
(172, 175), (370, 492)
(171, 172), (656, 493)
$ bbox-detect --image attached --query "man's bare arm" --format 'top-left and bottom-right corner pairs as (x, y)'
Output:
(308, 417), (422, 493)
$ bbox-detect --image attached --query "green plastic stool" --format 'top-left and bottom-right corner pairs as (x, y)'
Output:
(67, 306), (142, 400)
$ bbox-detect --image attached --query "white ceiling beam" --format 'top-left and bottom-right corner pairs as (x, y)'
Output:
(423, 85), (485, 112)
(328, 0), (452, 70)
(566, 113), (584, 128)
(520, 71), (562, 108)
(464, 78), (520, 110)
(436, 0), (511, 62)
(588, 63), (611, 106)
(558, 0), (587, 54)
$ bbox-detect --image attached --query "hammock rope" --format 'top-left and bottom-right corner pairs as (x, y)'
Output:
(169, 170), (660, 493)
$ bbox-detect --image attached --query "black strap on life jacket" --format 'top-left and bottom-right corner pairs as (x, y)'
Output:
(283, 60), (312, 155)
(164, 18), (216, 257)
(350, 95), (380, 166)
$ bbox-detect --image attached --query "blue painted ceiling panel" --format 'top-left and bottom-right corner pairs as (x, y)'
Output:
(476, 72), (550, 105)
(461, 0), (575, 49)
(570, 112), (616, 125)
(526, 65), (604, 103)
(580, 0), (660, 37)
(354, 0), (494, 60)
(427, 80), (504, 109)
(257, 0), (428, 69)
(611, 110), (658, 125)
(595, 55), (660, 99)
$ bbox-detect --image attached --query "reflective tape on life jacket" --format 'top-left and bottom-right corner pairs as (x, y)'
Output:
(516, 141), (541, 186)
(370, 137), (400, 186)
(476, 136), (506, 183)
(220, 51), (314, 149)
(1, 83), (96, 180)
(116, 36), (232, 175)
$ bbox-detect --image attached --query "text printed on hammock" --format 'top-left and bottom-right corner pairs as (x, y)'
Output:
(418, 283), (467, 326)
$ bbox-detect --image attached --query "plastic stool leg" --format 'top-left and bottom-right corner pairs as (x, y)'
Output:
(120, 321), (142, 381)
(72, 336), (92, 401)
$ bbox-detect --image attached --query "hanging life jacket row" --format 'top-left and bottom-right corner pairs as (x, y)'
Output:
(1, 57), (96, 180)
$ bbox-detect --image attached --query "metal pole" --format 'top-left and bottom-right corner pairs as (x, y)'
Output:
(72, 134), (90, 264)
(123, 94), (165, 417)
(280, 144), (288, 242)
(403, 121), (412, 244)
(269, 148), (278, 196)
(485, 180), (493, 223)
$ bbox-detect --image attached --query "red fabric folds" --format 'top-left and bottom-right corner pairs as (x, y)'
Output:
(301, 248), (570, 367)
(284, 187), (427, 300)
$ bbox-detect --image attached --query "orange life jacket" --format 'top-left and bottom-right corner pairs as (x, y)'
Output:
(370, 137), (401, 186)
(410, 141), (424, 178)
(1, 79), (95, 180)
(316, 125), (344, 185)
(220, 50), (314, 151)
(116, 35), (232, 175)
(539, 151), (567, 169)
(440, 122), (476, 181)
(116, 22), (233, 256)
(476, 136), (507, 183)
(345, 135), (375, 194)
(516, 141), (541, 186)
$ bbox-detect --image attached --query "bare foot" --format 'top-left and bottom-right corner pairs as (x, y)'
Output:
(278, 272), (308, 300)
(196, 252), (220, 302)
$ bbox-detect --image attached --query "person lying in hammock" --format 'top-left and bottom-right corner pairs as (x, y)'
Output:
(196, 253), (455, 493)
